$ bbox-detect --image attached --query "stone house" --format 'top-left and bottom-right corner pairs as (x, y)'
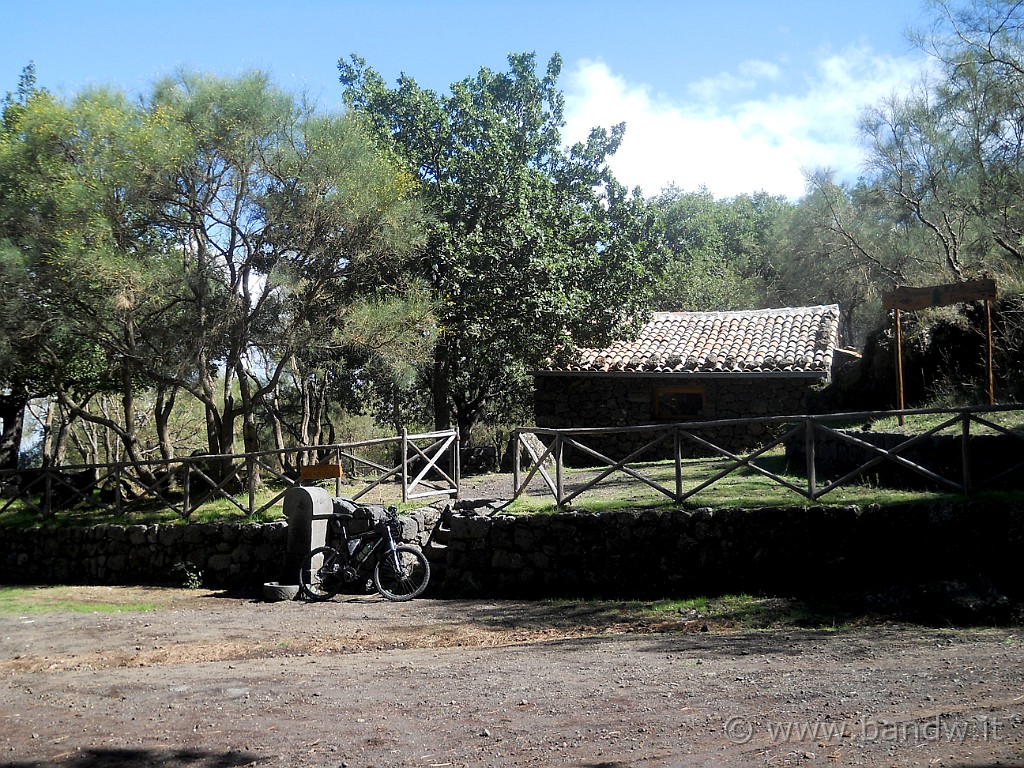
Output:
(533, 305), (842, 462)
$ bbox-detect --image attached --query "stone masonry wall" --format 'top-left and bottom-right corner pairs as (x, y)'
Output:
(443, 502), (1024, 598)
(1, 500), (1019, 599)
(0, 509), (440, 589)
(534, 374), (818, 462)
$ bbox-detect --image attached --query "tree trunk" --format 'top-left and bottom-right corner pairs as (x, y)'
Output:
(432, 346), (452, 432)
(0, 391), (28, 471)
(199, 365), (221, 457)
(40, 398), (56, 467)
(237, 365), (260, 486)
(154, 387), (177, 461)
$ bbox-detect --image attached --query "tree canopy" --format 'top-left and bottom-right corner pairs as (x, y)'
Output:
(339, 52), (662, 442)
(5, 0), (1024, 471)
(0, 67), (433, 468)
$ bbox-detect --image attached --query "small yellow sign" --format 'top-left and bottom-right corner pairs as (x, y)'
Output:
(299, 463), (345, 481)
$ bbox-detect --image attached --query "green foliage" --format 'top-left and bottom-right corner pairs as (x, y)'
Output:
(339, 52), (662, 441)
(1, 66), (433, 467)
(171, 561), (203, 589)
(651, 186), (786, 311)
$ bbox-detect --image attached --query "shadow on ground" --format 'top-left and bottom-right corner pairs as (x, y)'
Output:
(0, 748), (264, 768)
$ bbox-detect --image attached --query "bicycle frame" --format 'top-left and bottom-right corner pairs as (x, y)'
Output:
(299, 503), (431, 602)
(329, 510), (402, 581)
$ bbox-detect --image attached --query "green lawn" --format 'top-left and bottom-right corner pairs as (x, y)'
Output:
(506, 449), (966, 514)
(0, 585), (158, 614)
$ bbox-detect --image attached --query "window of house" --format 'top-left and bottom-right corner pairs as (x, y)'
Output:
(653, 386), (705, 420)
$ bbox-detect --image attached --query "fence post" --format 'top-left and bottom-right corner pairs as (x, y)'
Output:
(114, 464), (122, 516)
(454, 430), (461, 500)
(513, 429), (521, 500)
(247, 454), (256, 516)
(43, 469), (52, 517)
(401, 427), (409, 503)
(674, 426), (683, 502)
(961, 411), (972, 493)
(334, 446), (342, 497)
(183, 458), (191, 518)
(805, 417), (817, 499)
(555, 434), (564, 506)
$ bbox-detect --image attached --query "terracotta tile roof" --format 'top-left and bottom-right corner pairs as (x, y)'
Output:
(552, 305), (841, 374)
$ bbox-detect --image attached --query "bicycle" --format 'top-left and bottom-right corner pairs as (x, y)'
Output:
(298, 504), (430, 602)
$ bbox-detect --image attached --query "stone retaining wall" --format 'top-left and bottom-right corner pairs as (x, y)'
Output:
(444, 502), (1024, 598)
(0, 508), (440, 589)
(1, 500), (1020, 598)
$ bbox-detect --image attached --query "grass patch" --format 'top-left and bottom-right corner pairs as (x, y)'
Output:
(525, 594), (870, 633)
(506, 450), (970, 515)
(867, 406), (1024, 436)
(637, 594), (862, 631)
(0, 585), (158, 614)
(0, 486), (293, 528)
(0, 475), (423, 529)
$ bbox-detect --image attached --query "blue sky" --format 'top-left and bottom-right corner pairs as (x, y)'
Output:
(2, 0), (934, 199)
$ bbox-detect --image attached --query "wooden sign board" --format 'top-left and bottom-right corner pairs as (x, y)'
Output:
(883, 278), (998, 311)
(299, 463), (344, 481)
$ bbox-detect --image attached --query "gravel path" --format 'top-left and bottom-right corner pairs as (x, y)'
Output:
(1, 589), (1022, 767)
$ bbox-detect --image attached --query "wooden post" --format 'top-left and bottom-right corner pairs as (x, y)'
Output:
(805, 417), (817, 499)
(555, 435), (564, 506)
(895, 308), (905, 427)
(986, 299), (995, 405)
(334, 446), (342, 497)
(114, 464), (122, 516)
(674, 427), (683, 502)
(512, 429), (521, 499)
(961, 411), (972, 493)
(401, 427), (409, 503)
(41, 469), (51, 517)
(247, 454), (256, 516)
(183, 459), (190, 517)
(453, 430), (461, 500)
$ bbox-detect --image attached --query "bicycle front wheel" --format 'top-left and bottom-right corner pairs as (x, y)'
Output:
(299, 546), (342, 601)
(374, 545), (430, 601)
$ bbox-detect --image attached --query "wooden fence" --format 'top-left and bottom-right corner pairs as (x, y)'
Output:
(0, 429), (459, 519)
(512, 405), (1024, 507)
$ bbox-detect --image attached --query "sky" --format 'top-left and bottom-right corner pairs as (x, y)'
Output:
(1, 0), (935, 200)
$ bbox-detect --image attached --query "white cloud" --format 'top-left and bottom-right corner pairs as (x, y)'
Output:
(563, 49), (929, 200)
(687, 59), (782, 102)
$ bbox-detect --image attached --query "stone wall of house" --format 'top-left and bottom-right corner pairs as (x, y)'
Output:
(534, 374), (820, 463)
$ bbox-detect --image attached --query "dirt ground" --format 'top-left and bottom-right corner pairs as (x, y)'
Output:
(1, 587), (1022, 768)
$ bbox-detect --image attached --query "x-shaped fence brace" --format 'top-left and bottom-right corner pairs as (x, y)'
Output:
(0, 430), (460, 519)
(513, 406), (1024, 507)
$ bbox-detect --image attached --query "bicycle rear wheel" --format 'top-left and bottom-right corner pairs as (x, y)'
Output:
(374, 545), (430, 601)
(299, 546), (342, 601)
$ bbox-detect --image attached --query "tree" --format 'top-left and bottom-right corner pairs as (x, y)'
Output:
(339, 52), (661, 443)
(914, 0), (1024, 270)
(651, 186), (787, 311)
(1, 68), (431, 472)
(850, 0), (1024, 289)
(148, 71), (430, 458)
(0, 66), (191, 469)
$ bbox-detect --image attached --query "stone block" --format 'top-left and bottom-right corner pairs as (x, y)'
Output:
(282, 486), (331, 576)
